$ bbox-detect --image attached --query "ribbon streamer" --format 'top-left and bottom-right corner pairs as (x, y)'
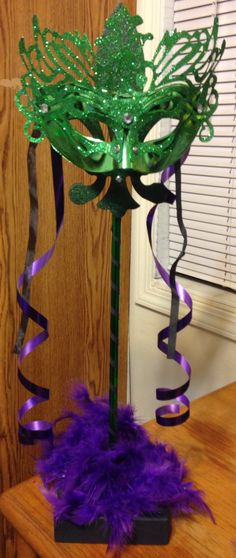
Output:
(167, 159), (188, 358)
(14, 132), (39, 354)
(147, 152), (192, 426)
(17, 147), (64, 444)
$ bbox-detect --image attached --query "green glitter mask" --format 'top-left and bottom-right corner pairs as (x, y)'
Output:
(16, 4), (225, 216)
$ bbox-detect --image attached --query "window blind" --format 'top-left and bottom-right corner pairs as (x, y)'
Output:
(168, 0), (236, 289)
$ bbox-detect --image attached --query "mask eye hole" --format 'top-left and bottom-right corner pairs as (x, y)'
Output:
(70, 120), (94, 138)
(145, 118), (179, 142)
(70, 119), (111, 141)
(99, 121), (111, 141)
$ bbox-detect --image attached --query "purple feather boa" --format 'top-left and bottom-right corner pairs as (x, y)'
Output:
(37, 385), (212, 547)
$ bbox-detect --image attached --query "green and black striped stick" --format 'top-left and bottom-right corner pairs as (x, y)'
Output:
(109, 215), (121, 445)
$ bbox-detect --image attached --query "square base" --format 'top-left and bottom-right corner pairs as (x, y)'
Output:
(54, 508), (171, 545)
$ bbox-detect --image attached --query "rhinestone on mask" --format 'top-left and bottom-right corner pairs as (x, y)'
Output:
(197, 104), (203, 113)
(115, 175), (122, 183)
(40, 103), (49, 113)
(123, 112), (133, 125)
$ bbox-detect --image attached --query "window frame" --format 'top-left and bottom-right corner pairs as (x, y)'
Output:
(134, 0), (236, 341)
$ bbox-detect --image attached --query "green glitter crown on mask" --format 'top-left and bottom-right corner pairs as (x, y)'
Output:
(16, 3), (225, 149)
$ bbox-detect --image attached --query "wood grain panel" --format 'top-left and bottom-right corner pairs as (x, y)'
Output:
(0, 1), (135, 555)
(16, 533), (37, 558)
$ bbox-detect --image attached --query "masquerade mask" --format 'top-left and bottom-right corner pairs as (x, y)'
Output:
(16, 4), (224, 217)
(13, 6), (226, 545)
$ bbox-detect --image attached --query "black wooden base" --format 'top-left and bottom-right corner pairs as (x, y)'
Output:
(54, 508), (171, 545)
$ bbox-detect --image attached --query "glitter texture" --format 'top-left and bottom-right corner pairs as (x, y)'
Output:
(16, 5), (224, 160)
(15, 4), (225, 215)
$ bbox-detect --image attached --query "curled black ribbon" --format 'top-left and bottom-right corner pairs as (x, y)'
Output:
(14, 133), (39, 354)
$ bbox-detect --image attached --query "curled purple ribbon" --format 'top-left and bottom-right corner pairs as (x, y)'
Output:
(17, 148), (64, 444)
(147, 152), (192, 426)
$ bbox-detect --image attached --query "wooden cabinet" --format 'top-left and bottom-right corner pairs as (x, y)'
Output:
(0, 1), (134, 555)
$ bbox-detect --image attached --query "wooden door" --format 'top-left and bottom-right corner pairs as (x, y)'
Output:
(0, 1), (134, 555)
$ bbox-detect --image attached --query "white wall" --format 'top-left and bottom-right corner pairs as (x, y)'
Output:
(129, 286), (236, 422)
(129, 0), (236, 422)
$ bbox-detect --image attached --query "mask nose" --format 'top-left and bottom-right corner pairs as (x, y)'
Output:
(121, 141), (129, 169)
(115, 132), (133, 170)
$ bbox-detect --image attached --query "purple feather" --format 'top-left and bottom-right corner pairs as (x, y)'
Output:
(37, 385), (212, 547)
